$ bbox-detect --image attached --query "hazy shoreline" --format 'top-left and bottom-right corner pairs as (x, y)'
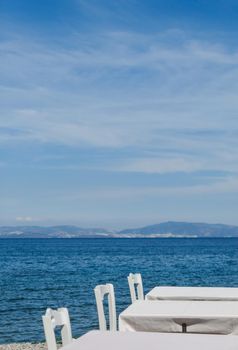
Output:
(1, 221), (238, 238)
(1, 235), (238, 239)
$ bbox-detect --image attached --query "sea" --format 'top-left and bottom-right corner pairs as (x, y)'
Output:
(1, 238), (238, 344)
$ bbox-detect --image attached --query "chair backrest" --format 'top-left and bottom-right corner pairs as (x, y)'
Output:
(42, 307), (73, 350)
(94, 283), (117, 331)
(127, 273), (144, 303)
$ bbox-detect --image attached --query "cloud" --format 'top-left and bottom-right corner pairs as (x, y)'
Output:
(1, 29), (238, 177)
(113, 157), (204, 174)
(110, 148), (238, 174)
(50, 175), (238, 203)
(16, 216), (33, 222)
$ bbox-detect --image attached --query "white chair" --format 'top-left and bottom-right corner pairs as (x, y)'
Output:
(42, 307), (73, 350)
(128, 273), (144, 303)
(94, 283), (117, 331)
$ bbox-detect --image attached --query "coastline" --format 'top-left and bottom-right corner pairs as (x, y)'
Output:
(0, 344), (47, 350)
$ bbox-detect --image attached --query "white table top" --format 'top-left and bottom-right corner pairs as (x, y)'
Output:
(146, 286), (238, 301)
(120, 300), (238, 318)
(61, 331), (238, 350)
(119, 300), (238, 334)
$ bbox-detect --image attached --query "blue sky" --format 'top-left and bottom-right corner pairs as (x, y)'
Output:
(1, 0), (238, 228)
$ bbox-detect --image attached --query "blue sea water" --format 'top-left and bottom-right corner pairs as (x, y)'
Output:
(1, 238), (238, 344)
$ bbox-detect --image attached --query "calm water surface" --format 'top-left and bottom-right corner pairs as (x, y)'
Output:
(1, 238), (238, 343)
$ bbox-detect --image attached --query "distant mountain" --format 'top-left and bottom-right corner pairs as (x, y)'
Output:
(119, 221), (238, 237)
(0, 221), (238, 238)
(0, 225), (115, 238)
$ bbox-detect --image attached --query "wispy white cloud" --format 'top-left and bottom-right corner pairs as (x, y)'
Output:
(49, 175), (238, 202)
(113, 157), (205, 174)
(16, 216), (33, 222)
(1, 29), (238, 177)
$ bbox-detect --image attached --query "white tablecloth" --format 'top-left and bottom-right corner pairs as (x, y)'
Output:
(146, 286), (238, 301)
(61, 331), (238, 350)
(119, 300), (238, 334)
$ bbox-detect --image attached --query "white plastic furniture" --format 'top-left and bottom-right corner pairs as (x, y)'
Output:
(94, 283), (117, 331)
(127, 273), (144, 303)
(42, 307), (73, 350)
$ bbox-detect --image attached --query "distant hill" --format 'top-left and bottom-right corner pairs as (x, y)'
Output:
(0, 221), (238, 238)
(0, 225), (114, 238)
(119, 221), (238, 237)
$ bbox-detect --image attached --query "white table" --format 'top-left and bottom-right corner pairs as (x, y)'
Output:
(119, 300), (238, 334)
(146, 286), (238, 301)
(61, 331), (238, 350)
